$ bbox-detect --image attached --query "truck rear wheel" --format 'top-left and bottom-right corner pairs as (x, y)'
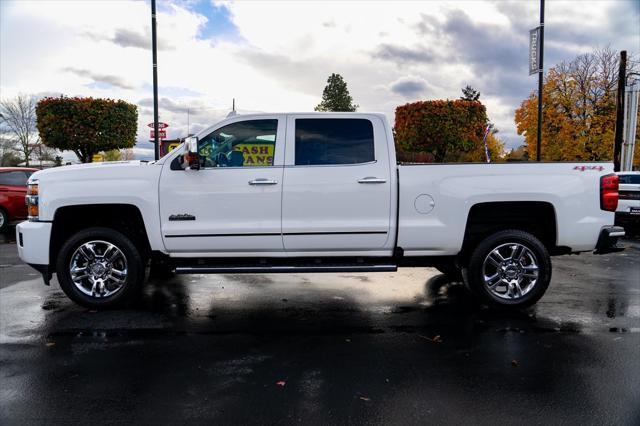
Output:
(463, 229), (551, 308)
(56, 227), (145, 309)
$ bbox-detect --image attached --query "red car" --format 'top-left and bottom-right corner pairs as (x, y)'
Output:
(0, 167), (38, 232)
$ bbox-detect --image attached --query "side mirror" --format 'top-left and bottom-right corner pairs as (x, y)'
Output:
(182, 136), (200, 170)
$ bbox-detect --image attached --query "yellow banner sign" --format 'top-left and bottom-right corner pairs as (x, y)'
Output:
(234, 144), (274, 166)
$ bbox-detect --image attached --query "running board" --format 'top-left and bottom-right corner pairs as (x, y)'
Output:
(175, 264), (397, 274)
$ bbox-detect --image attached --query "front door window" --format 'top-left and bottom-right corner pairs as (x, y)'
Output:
(198, 119), (278, 168)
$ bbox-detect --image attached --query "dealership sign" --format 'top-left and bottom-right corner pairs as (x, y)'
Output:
(148, 122), (169, 129)
(529, 27), (541, 75)
(148, 122), (169, 141)
(150, 129), (167, 139)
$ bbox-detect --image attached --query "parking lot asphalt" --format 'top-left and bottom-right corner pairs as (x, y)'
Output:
(1, 232), (639, 425)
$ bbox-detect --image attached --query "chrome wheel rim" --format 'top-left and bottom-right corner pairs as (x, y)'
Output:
(69, 240), (128, 298)
(0, 211), (5, 228)
(482, 242), (539, 300)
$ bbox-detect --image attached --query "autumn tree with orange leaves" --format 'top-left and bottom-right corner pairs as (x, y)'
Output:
(515, 47), (639, 165)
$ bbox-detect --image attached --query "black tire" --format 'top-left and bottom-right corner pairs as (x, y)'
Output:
(0, 208), (8, 233)
(56, 227), (145, 309)
(463, 229), (551, 309)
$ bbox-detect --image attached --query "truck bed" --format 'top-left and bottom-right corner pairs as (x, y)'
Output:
(396, 162), (614, 255)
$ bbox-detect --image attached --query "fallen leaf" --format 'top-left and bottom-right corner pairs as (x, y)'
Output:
(45, 342), (55, 347)
(418, 334), (443, 344)
(511, 360), (519, 367)
(359, 396), (371, 401)
(276, 381), (286, 387)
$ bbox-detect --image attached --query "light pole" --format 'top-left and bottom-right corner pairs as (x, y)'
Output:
(613, 51), (627, 172)
(151, 0), (160, 161)
(536, 0), (545, 162)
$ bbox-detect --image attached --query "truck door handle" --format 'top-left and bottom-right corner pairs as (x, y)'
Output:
(358, 177), (386, 184)
(248, 178), (278, 185)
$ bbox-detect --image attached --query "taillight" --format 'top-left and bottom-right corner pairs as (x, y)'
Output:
(600, 174), (619, 212)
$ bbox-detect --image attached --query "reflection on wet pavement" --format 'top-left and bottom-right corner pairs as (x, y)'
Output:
(1, 239), (639, 424)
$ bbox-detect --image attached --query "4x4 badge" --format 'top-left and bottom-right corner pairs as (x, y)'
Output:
(573, 165), (605, 172)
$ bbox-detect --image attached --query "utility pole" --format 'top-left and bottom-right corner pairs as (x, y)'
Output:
(536, 0), (545, 162)
(613, 50), (627, 172)
(151, 0), (160, 161)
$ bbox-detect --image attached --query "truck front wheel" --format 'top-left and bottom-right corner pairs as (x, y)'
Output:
(56, 227), (145, 309)
(463, 230), (551, 308)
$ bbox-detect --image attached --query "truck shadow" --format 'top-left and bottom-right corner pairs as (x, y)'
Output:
(22, 272), (604, 424)
(41, 271), (575, 340)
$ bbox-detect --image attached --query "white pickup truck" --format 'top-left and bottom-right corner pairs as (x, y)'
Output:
(17, 113), (624, 309)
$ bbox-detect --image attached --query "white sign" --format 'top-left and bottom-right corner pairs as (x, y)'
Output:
(529, 27), (541, 75)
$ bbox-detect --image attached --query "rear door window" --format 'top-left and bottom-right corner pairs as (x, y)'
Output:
(294, 118), (374, 166)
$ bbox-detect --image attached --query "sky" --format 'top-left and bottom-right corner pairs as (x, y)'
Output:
(1, 0), (639, 160)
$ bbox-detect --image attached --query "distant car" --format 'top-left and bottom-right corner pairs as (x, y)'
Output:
(0, 167), (38, 232)
(616, 171), (640, 232)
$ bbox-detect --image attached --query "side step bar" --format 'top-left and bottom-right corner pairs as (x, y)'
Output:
(175, 264), (398, 274)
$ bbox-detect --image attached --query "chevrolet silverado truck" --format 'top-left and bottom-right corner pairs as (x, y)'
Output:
(16, 113), (624, 309)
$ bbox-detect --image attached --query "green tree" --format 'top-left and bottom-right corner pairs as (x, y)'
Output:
(460, 85), (480, 101)
(314, 73), (358, 112)
(36, 96), (137, 163)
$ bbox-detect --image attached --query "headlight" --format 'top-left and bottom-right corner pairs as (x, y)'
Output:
(26, 182), (39, 221)
(27, 183), (38, 196)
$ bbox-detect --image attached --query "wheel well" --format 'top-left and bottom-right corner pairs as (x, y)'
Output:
(49, 204), (151, 271)
(461, 202), (558, 258)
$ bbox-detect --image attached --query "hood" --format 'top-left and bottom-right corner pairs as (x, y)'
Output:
(29, 160), (156, 183)
(29, 161), (152, 183)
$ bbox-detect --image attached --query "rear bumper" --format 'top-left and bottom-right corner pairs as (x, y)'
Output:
(615, 211), (640, 221)
(594, 226), (625, 254)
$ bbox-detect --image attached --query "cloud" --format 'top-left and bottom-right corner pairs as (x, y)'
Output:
(2, 0), (638, 155)
(112, 28), (152, 49)
(389, 77), (428, 98)
(62, 67), (136, 90)
(82, 28), (174, 50)
(372, 44), (438, 65)
(138, 97), (191, 114)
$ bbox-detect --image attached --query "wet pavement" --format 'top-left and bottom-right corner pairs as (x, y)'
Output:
(1, 232), (639, 425)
